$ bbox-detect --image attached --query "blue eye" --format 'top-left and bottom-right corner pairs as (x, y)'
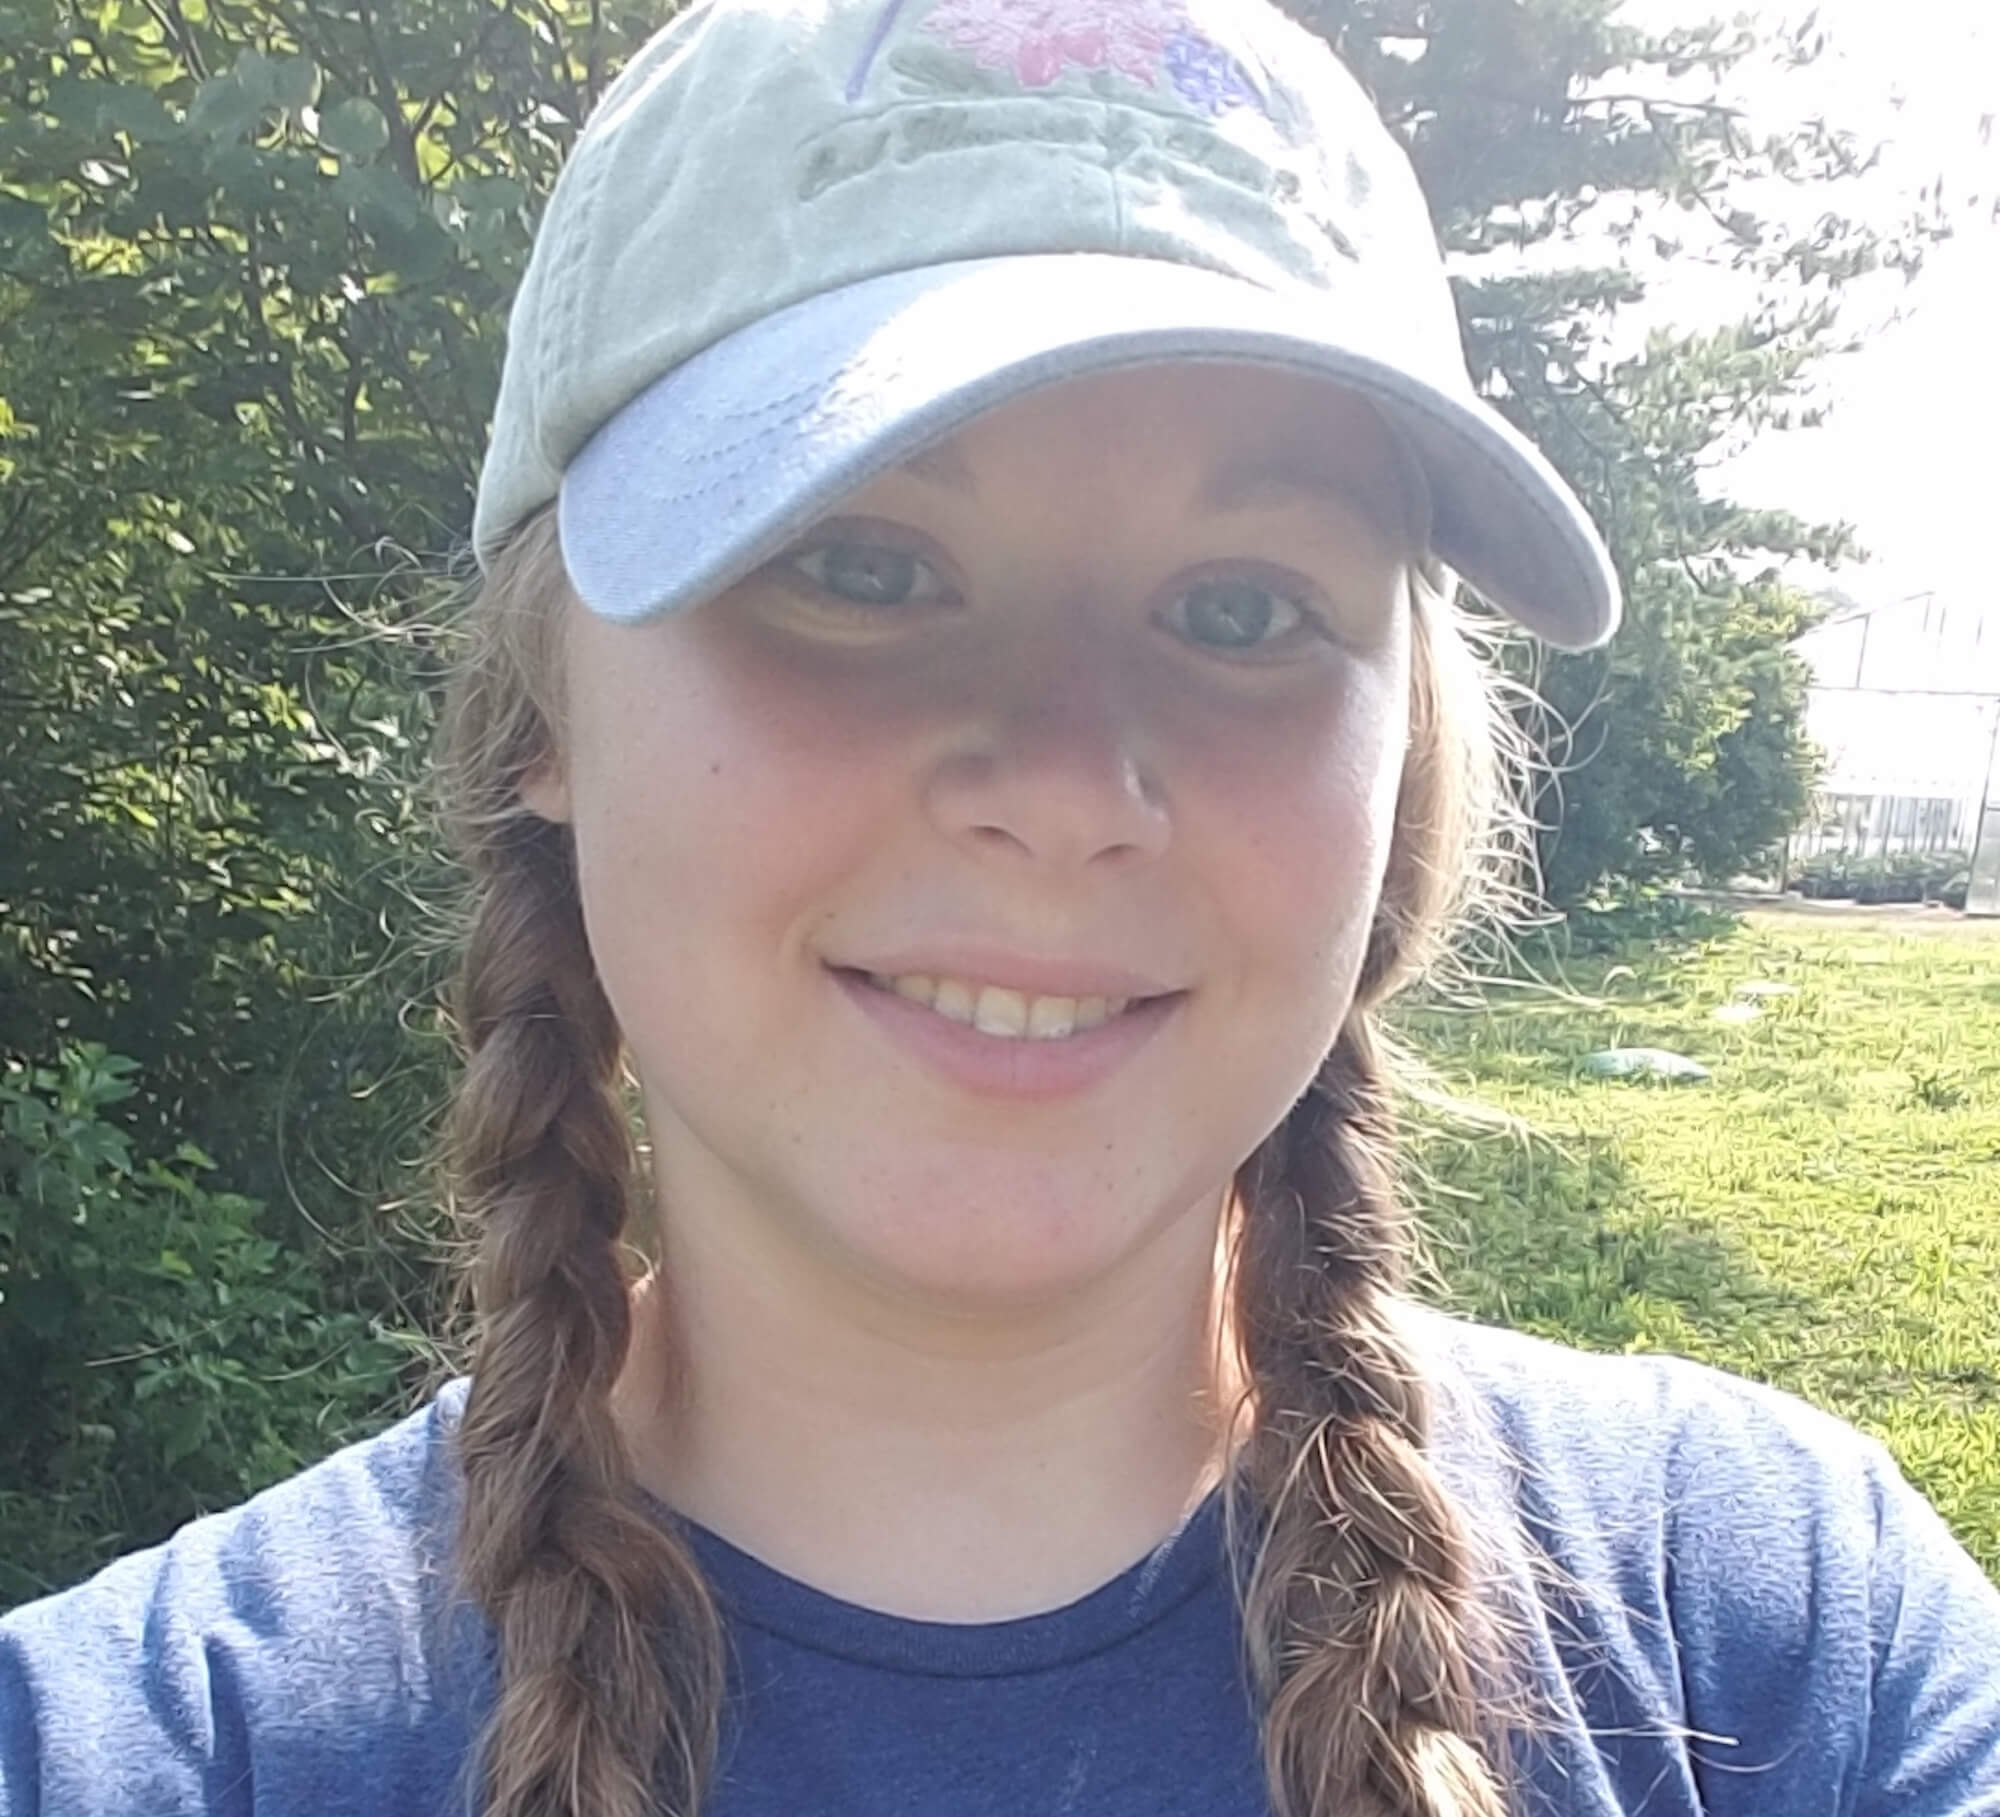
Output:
(790, 539), (951, 608)
(1165, 578), (1314, 653)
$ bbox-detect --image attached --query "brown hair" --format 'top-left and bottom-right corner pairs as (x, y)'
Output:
(438, 518), (720, 1817)
(436, 510), (1522, 1817)
(1228, 587), (1522, 1817)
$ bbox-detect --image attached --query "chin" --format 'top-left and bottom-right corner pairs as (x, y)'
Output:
(819, 1160), (1211, 1310)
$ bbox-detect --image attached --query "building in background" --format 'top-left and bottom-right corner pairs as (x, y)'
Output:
(1789, 587), (2000, 913)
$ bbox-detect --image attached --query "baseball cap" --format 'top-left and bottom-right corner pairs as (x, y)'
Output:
(473, 0), (1622, 651)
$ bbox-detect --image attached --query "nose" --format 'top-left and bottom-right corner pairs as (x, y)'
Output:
(923, 620), (1171, 873)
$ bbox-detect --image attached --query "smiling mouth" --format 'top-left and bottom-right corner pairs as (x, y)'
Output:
(834, 967), (1171, 1042)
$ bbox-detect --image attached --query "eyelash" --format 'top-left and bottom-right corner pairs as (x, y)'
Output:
(1154, 572), (1329, 659)
(780, 533), (1333, 657)
(786, 538), (958, 612)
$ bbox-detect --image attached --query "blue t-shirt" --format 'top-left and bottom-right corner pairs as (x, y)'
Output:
(3, 1312), (1997, 1816)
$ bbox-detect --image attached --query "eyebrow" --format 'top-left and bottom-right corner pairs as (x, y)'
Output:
(1184, 454), (1424, 552)
(898, 440), (979, 496)
(896, 438), (1421, 548)
(1195, 455), (1402, 529)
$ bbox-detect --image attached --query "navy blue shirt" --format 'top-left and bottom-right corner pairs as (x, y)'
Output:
(687, 1488), (1262, 1816)
(5, 1312), (1998, 1815)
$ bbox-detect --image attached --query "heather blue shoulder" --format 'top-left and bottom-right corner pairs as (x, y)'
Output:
(1412, 1310), (2000, 1817)
(0, 1383), (487, 1817)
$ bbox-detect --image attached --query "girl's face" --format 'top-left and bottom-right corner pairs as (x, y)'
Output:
(529, 366), (1415, 1309)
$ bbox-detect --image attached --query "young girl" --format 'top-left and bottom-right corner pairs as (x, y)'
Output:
(4, 0), (1997, 1814)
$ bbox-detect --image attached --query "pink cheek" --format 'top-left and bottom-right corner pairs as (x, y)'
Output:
(697, 677), (914, 834)
(1181, 697), (1399, 941)
(1226, 783), (1383, 940)
(576, 651), (919, 943)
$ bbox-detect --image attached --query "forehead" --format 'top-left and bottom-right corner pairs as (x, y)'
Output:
(896, 364), (1428, 553)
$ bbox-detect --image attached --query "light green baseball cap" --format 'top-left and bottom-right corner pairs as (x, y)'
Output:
(473, 0), (1622, 650)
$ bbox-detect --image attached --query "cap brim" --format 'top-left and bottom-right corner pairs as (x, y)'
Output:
(559, 255), (1620, 650)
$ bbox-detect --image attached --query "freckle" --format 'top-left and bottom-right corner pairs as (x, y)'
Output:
(708, 761), (722, 777)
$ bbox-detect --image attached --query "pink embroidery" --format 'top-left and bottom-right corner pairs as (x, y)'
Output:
(921, 0), (1185, 91)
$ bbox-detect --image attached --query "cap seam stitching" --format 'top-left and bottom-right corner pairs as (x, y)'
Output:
(541, 126), (616, 481)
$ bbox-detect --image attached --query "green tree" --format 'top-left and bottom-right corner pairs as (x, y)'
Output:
(1313, 0), (1930, 898)
(0, 0), (662, 1587)
(0, 0), (652, 1194)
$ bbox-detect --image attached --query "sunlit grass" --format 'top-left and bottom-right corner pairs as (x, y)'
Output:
(1399, 908), (2000, 1580)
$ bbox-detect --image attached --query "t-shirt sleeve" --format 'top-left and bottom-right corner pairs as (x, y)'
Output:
(0, 1392), (482, 1817)
(2, 1529), (244, 1815)
(1658, 1389), (2000, 1816)
(1850, 1442), (2000, 1815)
(1423, 1313), (2000, 1817)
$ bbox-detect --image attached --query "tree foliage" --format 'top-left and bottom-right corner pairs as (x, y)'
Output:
(0, 0), (1935, 1589)
(0, 1045), (406, 1602)
(1304, 0), (1921, 897)
(0, 0), (668, 1589)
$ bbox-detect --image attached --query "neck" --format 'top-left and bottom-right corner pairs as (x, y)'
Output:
(612, 1188), (1232, 1623)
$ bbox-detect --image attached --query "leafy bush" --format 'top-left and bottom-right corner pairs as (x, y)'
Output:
(1527, 577), (1826, 908)
(1793, 851), (1969, 904)
(1793, 852), (1851, 899)
(0, 1046), (414, 1607)
(1534, 889), (1738, 960)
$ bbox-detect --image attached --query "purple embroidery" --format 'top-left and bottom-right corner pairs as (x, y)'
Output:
(1161, 24), (1262, 116)
(848, 0), (915, 100)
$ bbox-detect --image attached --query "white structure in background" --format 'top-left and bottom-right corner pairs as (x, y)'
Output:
(1789, 587), (2000, 913)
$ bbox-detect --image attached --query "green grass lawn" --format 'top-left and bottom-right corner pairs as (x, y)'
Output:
(1399, 904), (2000, 1580)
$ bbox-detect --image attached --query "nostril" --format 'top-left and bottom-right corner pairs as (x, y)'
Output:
(968, 820), (1031, 855)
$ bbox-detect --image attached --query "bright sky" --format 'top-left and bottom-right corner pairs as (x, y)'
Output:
(1607, 0), (1999, 606)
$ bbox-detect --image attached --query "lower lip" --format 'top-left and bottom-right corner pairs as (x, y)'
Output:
(829, 969), (1184, 1101)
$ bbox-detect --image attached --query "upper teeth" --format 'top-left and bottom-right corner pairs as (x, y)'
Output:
(874, 974), (1132, 1040)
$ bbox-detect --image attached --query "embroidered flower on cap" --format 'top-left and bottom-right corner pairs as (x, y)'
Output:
(910, 0), (1267, 116)
(923, 0), (1169, 87)
(1160, 23), (1264, 116)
